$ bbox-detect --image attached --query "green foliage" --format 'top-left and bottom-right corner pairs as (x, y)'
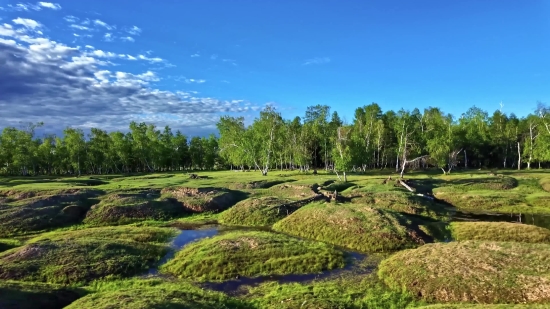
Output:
(379, 241), (550, 303)
(160, 230), (345, 282)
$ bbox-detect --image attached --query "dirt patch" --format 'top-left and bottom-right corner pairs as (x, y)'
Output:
(161, 187), (240, 213)
(271, 184), (317, 199)
(219, 237), (260, 250)
(2, 244), (51, 262)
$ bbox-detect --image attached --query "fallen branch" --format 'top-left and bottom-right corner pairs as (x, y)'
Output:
(399, 179), (415, 192)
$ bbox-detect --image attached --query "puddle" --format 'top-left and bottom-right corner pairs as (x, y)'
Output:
(201, 251), (369, 295)
(450, 211), (550, 230)
(144, 227), (218, 276)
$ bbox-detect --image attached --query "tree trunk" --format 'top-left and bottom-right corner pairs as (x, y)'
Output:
(343, 171), (347, 182)
(517, 142), (521, 170)
(464, 150), (468, 168)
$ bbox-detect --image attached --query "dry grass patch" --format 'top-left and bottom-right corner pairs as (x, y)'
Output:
(379, 241), (550, 304)
(160, 187), (242, 212)
(450, 222), (550, 243)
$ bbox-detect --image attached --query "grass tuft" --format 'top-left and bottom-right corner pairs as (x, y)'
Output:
(450, 222), (550, 243)
(219, 197), (294, 227)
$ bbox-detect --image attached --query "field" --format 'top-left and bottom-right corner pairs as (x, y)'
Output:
(0, 168), (549, 308)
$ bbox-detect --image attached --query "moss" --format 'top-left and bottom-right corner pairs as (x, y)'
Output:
(379, 241), (550, 303)
(27, 226), (176, 244)
(66, 279), (250, 309)
(273, 202), (423, 252)
(218, 197), (294, 226)
(160, 230), (345, 282)
(450, 222), (550, 243)
(0, 280), (85, 309)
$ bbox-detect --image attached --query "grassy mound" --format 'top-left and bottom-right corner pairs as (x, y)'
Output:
(272, 202), (423, 252)
(541, 177), (550, 192)
(379, 241), (550, 303)
(0, 281), (84, 309)
(83, 192), (186, 225)
(0, 227), (171, 284)
(66, 279), (248, 309)
(450, 222), (550, 243)
(0, 238), (22, 253)
(346, 190), (449, 220)
(160, 230), (345, 282)
(218, 197), (295, 226)
(0, 189), (101, 237)
(446, 176), (518, 191)
(161, 187), (243, 212)
(434, 191), (529, 212)
(264, 183), (317, 200)
(27, 226), (176, 244)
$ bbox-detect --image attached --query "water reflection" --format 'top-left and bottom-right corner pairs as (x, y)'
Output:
(451, 211), (550, 230)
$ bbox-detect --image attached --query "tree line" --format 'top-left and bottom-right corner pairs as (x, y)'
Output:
(1, 103), (549, 177)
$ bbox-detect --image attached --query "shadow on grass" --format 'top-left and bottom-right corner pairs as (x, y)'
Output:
(0, 284), (84, 309)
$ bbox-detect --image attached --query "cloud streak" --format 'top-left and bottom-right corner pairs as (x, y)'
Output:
(303, 57), (331, 65)
(5, 2), (61, 11)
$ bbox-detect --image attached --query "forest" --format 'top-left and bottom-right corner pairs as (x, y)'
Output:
(1, 103), (549, 177)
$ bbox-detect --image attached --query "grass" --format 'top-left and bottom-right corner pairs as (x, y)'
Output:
(378, 240), (550, 303)
(66, 278), (251, 309)
(160, 186), (245, 212)
(245, 272), (420, 309)
(272, 201), (424, 252)
(0, 226), (173, 285)
(0, 189), (101, 237)
(160, 230), (346, 282)
(83, 192), (187, 226)
(450, 222), (550, 243)
(0, 280), (85, 309)
(0, 238), (23, 253)
(218, 197), (295, 227)
(417, 305), (550, 309)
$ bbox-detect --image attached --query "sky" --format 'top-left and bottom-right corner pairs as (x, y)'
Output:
(1, 0), (549, 136)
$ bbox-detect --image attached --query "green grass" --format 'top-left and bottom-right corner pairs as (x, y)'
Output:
(160, 230), (345, 282)
(83, 192), (187, 226)
(417, 305), (549, 309)
(379, 240), (550, 304)
(273, 202), (424, 252)
(218, 196), (295, 227)
(0, 280), (85, 309)
(245, 272), (420, 309)
(0, 238), (23, 253)
(66, 278), (251, 309)
(0, 226), (172, 285)
(0, 189), (101, 237)
(450, 222), (550, 243)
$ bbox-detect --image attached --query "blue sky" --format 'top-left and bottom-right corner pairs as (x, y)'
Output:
(0, 0), (549, 135)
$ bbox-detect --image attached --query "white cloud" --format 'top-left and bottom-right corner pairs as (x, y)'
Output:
(121, 36), (135, 42)
(12, 18), (42, 29)
(303, 57), (331, 65)
(191, 53), (200, 57)
(127, 26), (141, 35)
(64, 15), (78, 23)
(70, 24), (91, 31)
(210, 54), (218, 60)
(103, 33), (113, 42)
(222, 59), (237, 66)
(0, 19), (257, 134)
(38, 2), (61, 10)
(94, 19), (113, 30)
(7, 2), (61, 11)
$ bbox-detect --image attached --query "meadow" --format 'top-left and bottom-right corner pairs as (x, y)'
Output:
(0, 168), (549, 308)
